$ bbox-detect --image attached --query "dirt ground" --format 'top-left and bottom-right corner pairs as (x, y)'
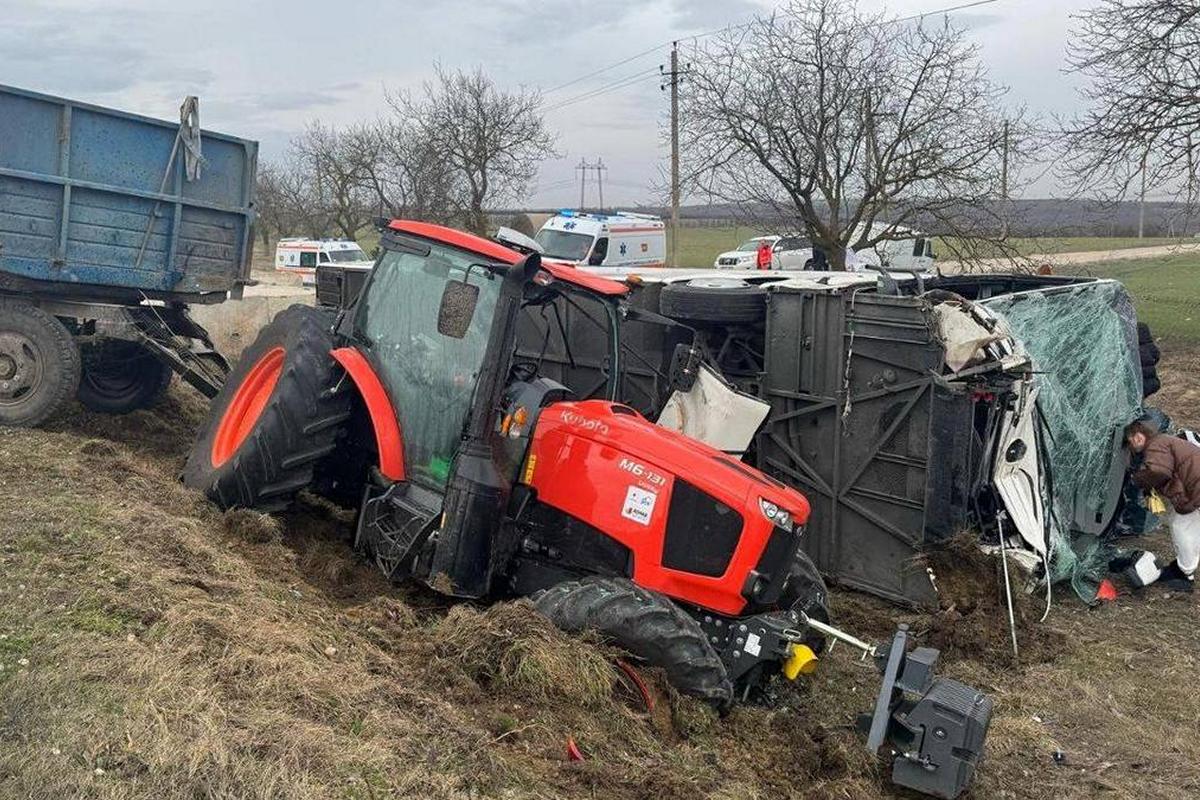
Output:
(0, 320), (1197, 798)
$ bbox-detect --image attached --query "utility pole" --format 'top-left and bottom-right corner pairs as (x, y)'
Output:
(576, 159), (608, 211)
(1138, 149), (1148, 239)
(1000, 119), (1009, 238)
(661, 42), (688, 267)
(599, 159), (607, 211)
(1001, 120), (1009, 200)
(577, 158), (589, 210)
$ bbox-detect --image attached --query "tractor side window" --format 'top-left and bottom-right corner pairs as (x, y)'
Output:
(355, 245), (502, 488)
(300, 251), (318, 268)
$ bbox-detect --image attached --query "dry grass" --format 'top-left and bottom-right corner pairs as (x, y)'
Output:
(0, 326), (1198, 798)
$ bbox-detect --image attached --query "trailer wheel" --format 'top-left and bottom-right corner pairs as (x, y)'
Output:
(0, 300), (81, 428)
(533, 576), (733, 707)
(182, 305), (351, 512)
(659, 279), (767, 325)
(77, 341), (172, 414)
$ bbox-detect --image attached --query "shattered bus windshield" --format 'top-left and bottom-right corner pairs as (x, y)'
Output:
(354, 242), (501, 487)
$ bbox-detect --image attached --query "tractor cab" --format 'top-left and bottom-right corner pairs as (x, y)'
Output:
(337, 223), (812, 614)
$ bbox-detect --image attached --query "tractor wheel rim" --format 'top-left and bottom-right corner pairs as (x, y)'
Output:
(211, 347), (285, 467)
(0, 332), (43, 406)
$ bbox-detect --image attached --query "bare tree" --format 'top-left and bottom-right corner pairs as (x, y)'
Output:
(680, 0), (1024, 269)
(254, 158), (334, 248)
(291, 122), (376, 239)
(1062, 1), (1200, 204)
(394, 66), (555, 235)
(353, 119), (458, 224)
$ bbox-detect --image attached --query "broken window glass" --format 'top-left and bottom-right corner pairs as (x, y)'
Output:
(983, 281), (1142, 598)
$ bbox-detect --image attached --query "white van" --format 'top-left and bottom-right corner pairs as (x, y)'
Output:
(275, 239), (373, 285)
(534, 211), (665, 268)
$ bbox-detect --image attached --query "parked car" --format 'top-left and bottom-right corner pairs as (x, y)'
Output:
(714, 227), (936, 272)
(713, 235), (811, 269)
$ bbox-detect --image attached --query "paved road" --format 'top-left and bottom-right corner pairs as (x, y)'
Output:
(243, 282), (313, 299)
(945, 242), (1200, 274)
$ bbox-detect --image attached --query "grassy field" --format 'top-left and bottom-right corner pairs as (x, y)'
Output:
(1064, 254), (1200, 344)
(665, 228), (1183, 268)
(333, 222), (1183, 271)
(666, 226), (764, 266)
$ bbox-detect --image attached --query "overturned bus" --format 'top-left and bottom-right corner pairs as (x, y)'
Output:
(521, 268), (1144, 605)
(317, 255), (1144, 606)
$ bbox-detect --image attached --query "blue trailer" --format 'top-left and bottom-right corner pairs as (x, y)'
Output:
(0, 84), (258, 426)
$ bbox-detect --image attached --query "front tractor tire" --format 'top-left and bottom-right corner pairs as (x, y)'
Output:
(183, 305), (350, 512)
(533, 577), (733, 707)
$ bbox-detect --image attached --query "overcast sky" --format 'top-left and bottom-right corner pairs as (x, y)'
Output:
(1, 0), (1096, 206)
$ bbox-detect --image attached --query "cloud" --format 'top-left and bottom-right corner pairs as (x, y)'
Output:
(0, 10), (213, 96)
(249, 86), (363, 113)
(669, 0), (763, 31)
(946, 12), (1006, 30)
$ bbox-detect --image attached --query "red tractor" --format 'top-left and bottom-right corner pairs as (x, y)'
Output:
(184, 222), (989, 795)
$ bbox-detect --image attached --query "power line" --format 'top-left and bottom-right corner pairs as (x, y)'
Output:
(543, 68), (660, 113)
(540, 0), (1002, 99)
(543, 43), (666, 95)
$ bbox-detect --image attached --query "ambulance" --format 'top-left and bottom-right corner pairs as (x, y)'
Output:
(274, 239), (373, 285)
(534, 211), (665, 268)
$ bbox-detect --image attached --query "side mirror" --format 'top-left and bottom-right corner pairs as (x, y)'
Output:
(437, 279), (480, 339)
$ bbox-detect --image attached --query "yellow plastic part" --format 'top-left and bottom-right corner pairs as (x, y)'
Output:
(783, 644), (819, 680)
(1148, 491), (1168, 515)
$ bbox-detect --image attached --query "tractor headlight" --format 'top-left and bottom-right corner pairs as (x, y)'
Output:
(758, 498), (793, 531)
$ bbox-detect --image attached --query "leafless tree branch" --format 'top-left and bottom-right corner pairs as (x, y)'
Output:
(679, 0), (1027, 270)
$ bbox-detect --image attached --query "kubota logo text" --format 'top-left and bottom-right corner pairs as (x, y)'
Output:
(560, 410), (610, 436)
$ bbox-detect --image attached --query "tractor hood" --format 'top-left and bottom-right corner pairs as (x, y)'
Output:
(536, 400), (811, 523)
(524, 399), (811, 616)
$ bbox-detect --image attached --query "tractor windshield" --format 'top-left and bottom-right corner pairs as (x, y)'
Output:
(354, 241), (502, 488)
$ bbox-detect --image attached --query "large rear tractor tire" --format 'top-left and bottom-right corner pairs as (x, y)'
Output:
(77, 340), (173, 414)
(183, 305), (351, 512)
(0, 300), (80, 428)
(533, 576), (733, 707)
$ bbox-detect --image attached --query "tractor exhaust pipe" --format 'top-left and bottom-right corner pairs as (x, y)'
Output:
(428, 253), (541, 598)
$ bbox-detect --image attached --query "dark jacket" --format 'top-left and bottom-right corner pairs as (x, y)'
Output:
(1133, 433), (1200, 514)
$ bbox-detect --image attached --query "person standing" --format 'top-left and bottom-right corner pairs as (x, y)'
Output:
(756, 239), (773, 270)
(1125, 420), (1200, 591)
